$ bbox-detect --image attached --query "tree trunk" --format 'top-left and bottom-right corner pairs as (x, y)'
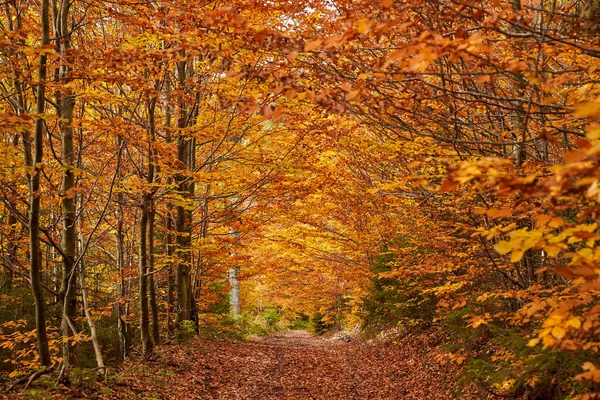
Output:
(229, 266), (241, 318)
(175, 60), (193, 326)
(77, 209), (105, 371)
(4, 209), (17, 291)
(166, 211), (174, 334)
(29, 0), (51, 367)
(164, 78), (175, 335)
(114, 134), (129, 359)
(116, 203), (129, 360)
(147, 95), (159, 345)
(148, 204), (159, 344)
(139, 193), (152, 357)
(54, 0), (77, 370)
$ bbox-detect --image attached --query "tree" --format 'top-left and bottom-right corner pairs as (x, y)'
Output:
(28, 0), (52, 368)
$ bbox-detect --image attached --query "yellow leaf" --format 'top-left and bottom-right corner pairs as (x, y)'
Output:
(511, 249), (525, 263)
(494, 240), (512, 255)
(527, 338), (540, 347)
(586, 124), (600, 140)
(548, 217), (564, 228)
(543, 244), (564, 257)
(469, 316), (488, 328)
(551, 326), (566, 340)
(566, 317), (582, 329)
(582, 361), (597, 371)
(573, 102), (600, 118)
(542, 334), (557, 348)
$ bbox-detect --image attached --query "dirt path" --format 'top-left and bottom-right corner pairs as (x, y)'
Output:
(106, 329), (468, 400)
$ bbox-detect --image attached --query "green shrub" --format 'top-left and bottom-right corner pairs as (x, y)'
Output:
(261, 307), (280, 327)
(312, 312), (334, 335)
(290, 314), (312, 331)
(69, 367), (98, 391)
(174, 320), (197, 344)
(361, 247), (437, 334)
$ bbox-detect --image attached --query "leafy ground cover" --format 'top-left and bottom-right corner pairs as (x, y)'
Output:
(1, 329), (491, 399)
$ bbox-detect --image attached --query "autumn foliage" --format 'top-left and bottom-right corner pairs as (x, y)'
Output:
(1, 0), (600, 398)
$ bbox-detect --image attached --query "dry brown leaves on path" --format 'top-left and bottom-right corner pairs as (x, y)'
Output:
(100, 329), (486, 399)
(1, 329), (491, 399)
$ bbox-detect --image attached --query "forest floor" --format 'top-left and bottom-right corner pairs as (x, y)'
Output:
(3, 328), (490, 399)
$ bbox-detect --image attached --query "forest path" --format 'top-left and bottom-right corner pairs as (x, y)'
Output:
(110, 329), (471, 399)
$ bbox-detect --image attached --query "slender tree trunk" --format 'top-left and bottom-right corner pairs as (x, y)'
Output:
(175, 60), (193, 326)
(148, 204), (159, 344)
(29, 0), (51, 367)
(54, 0), (77, 370)
(163, 78), (175, 334)
(139, 192), (152, 357)
(4, 210), (17, 291)
(77, 205), (105, 371)
(229, 266), (241, 318)
(166, 211), (174, 334)
(147, 95), (159, 345)
(114, 134), (129, 359)
(116, 202), (129, 359)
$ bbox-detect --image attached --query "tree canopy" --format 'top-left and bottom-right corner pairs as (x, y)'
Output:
(1, 0), (600, 398)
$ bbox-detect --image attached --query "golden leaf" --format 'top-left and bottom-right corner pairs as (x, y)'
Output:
(510, 249), (525, 263)
(566, 317), (582, 329)
(494, 240), (512, 255)
(573, 102), (600, 118)
(551, 326), (566, 340)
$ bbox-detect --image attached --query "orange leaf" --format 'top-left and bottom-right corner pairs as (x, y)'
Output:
(440, 179), (459, 192)
(304, 39), (323, 52)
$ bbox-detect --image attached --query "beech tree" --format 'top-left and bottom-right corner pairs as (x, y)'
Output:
(1, 0), (600, 397)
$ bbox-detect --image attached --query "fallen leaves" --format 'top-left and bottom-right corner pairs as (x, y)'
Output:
(82, 330), (488, 399)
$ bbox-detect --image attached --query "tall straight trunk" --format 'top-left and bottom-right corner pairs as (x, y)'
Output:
(175, 60), (193, 326)
(147, 95), (159, 344)
(187, 137), (197, 326)
(175, 143), (193, 326)
(113, 134), (129, 359)
(165, 211), (174, 334)
(148, 205), (159, 344)
(29, 0), (51, 367)
(139, 95), (158, 353)
(163, 78), (175, 334)
(54, 0), (77, 368)
(139, 193), (152, 357)
(116, 192), (129, 359)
